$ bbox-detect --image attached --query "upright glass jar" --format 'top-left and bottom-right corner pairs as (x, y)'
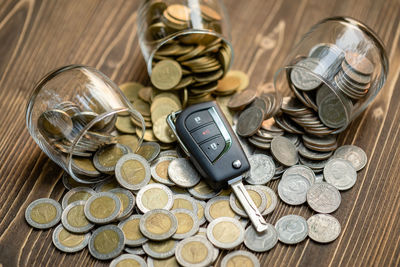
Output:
(274, 17), (388, 135)
(137, 0), (233, 74)
(26, 65), (145, 184)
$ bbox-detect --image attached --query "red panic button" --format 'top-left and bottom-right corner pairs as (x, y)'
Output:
(191, 123), (221, 144)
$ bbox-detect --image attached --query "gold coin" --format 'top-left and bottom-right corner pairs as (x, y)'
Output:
(206, 218), (245, 249)
(89, 225), (125, 260)
(117, 134), (139, 152)
(151, 157), (174, 185)
(172, 209), (198, 239)
(58, 227), (85, 247)
(85, 192), (121, 224)
(234, 190), (262, 211)
(67, 205), (90, 228)
(217, 73), (241, 92)
(136, 127), (158, 142)
(200, 5), (221, 21)
(68, 191), (92, 205)
(142, 188), (169, 209)
(26, 199), (62, 229)
(139, 209), (177, 240)
(214, 221), (240, 242)
(196, 201), (206, 224)
(228, 70), (249, 91)
(136, 142), (160, 161)
(133, 99), (151, 117)
(146, 213), (172, 234)
(115, 154), (150, 191)
(72, 157), (101, 177)
(95, 179), (120, 192)
(32, 203), (57, 224)
(167, 4), (190, 21)
(95, 230), (118, 254)
(116, 116), (136, 134)
(138, 86), (153, 103)
(151, 60), (182, 90)
(38, 109), (73, 139)
(153, 115), (177, 143)
(172, 196), (196, 212)
(151, 97), (181, 123)
(119, 82), (144, 102)
(148, 239), (176, 253)
(62, 201), (94, 233)
(52, 224), (90, 253)
(118, 214), (148, 246)
(176, 237), (213, 266)
(93, 144), (130, 173)
(208, 197), (237, 220)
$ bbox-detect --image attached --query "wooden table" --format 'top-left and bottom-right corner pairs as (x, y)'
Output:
(1, 0), (400, 266)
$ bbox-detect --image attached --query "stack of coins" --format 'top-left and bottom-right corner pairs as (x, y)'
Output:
(283, 43), (375, 134)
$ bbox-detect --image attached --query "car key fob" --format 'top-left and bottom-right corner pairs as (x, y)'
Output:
(167, 101), (250, 190)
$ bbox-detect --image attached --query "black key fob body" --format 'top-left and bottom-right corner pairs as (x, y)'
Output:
(167, 101), (250, 190)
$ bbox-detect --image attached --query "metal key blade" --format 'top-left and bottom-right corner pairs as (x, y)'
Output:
(229, 177), (268, 232)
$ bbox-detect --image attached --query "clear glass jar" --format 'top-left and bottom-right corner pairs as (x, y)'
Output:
(137, 0), (233, 75)
(26, 65), (145, 184)
(274, 17), (388, 135)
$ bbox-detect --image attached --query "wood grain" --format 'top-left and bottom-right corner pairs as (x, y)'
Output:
(0, 0), (400, 266)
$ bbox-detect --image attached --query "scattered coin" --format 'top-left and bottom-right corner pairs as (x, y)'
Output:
(206, 217), (245, 249)
(257, 185), (278, 215)
(136, 184), (174, 213)
(230, 185), (267, 217)
(275, 215), (308, 245)
(221, 250), (260, 267)
(196, 200), (207, 226)
(137, 142), (161, 162)
(109, 188), (135, 220)
(195, 228), (219, 263)
(61, 201), (94, 233)
(118, 214), (148, 247)
(278, 174), (311, 205)
(333, 145), (367, 171)
(290, 58), (322, 91)
(110, 254), (147, 267)
(171, 209), (199, 239)
(236, 106), (264, 137)
(61, 187), (96, 209)
(175, 236), (215, 267)
(168, 158), (201, 188)
(307, 182), (341, 213)
(205, 196), (239, 222)
(282, 165), (316, 184)
(143, 239), (177, 259)
(125, 246), (146, 255)
(117, 134), (140, 152)
(52, 224), (90, 253)
(139, 209), (178, 240)
(271, 136), (299, 166)
(25, 198), (62, 229)
(94, 178), (120, 192)
(84, 192), (122, 224)
(324, 158), (357, 190)
(188, 180), (221, 200)
(88, 224), (125, 260)
(151, 156), (176, 186)
(93, 144), (131, 174)
(245, 154), (275, 185)
(171, 194), (198, 215)
(151, 60), (182, 90)
(307, 214), (341, 243)
(115, 153), (151, 190)
(244, 224), (278, 252)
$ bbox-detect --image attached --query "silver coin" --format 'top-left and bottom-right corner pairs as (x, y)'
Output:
(278, 174), (311, 205)
(109, 188), (135, 220)
(171, 194), (198, 215)
(188, 180), (221, 200)
(229, 185), (267, 217)
(307, 214), (341, 243)
(298, 144), (333, 161)
(271, 136), (299, 166)
(115, 153), (151, 191)
(110, 254), (147, 267)
(61, 187), (96, 209)
(171, 209), (200, 239)
(52, 224), (90, 253)
(118, 214), (148, 246)
(125, 246), (146, 255)
(256, 185), (278, 215)
(282, 165), (316, 184)
(84, 192), (122, 224)
(205, 196), (240, 222)
(142, 239), (177, 259)
(159, 149), (179, 158)
(290, 58), (322, 91)
(175, 236), (214, 267)
(150, 156), (176, 186)
(61, 201), (94, 233)
(307, 182), (341, 213)
(25, 198), (62, 229)
(275, 215), (308, 245)
(88, 225), (125, 260)
(168, 158), (201, 188)
(245, 154), (276, 185)
(93, 143), (131, 174)
(195, 228), (219, 263)
(318, 93), (351, 129)
(221, 250), (260, 267)
(194, 200), (206, 226)
(136, 184), (174, 213)
(244, 224), (278, 252)
(139, 209), (178, 240)
(324, 158), (357, 190)
(206, 217), (245, 249)
(333, 145), (367, 171)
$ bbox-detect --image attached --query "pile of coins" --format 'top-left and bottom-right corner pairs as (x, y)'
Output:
(284, 43), (375, 134)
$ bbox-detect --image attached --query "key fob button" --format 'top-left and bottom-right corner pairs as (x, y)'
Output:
(200, 135), (226, 162)
(185, 110), (213, 131)
(191, 123), (221, 144)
